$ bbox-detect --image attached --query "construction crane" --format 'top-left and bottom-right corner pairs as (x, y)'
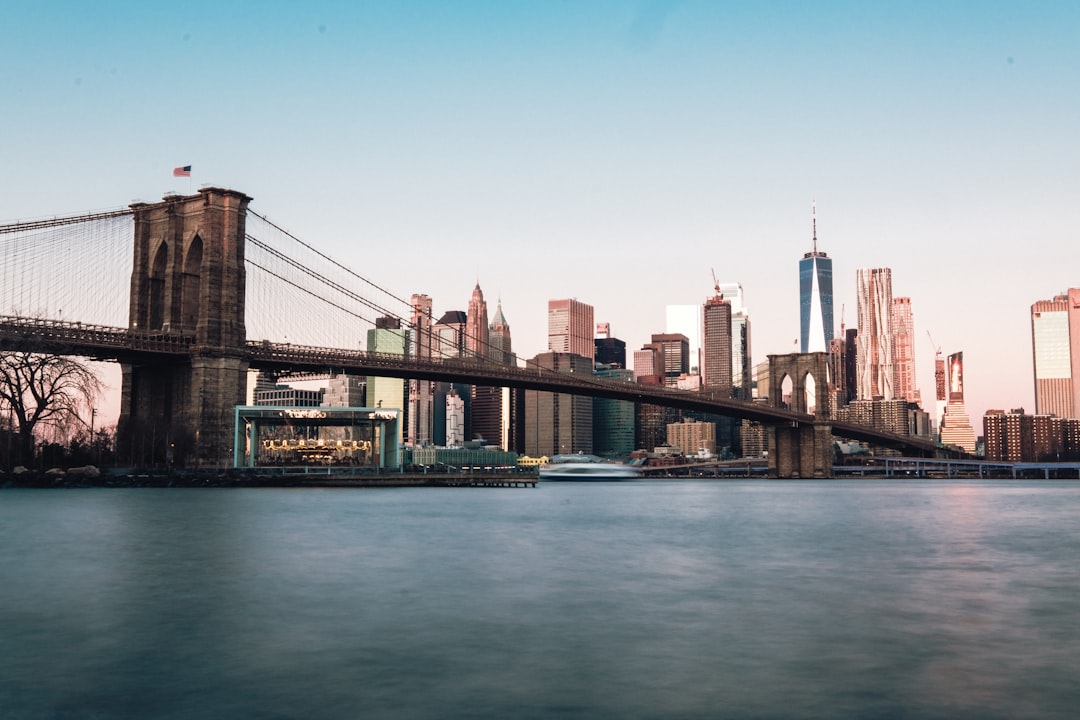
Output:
(710, 268), (721, 297)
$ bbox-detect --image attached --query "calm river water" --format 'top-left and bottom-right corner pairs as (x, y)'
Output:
(2, 480), (1080, 719)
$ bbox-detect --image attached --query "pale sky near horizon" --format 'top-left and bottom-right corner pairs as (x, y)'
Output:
(3, 1), (1079, 427)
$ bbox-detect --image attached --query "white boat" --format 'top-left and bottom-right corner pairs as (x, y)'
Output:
(538, 454), (644, 481)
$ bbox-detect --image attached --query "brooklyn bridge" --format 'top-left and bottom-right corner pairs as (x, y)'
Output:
(0, 188), (949, 477)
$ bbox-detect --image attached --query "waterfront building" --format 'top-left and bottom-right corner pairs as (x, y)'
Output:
(938, 351), (977, 454)
(984, 408), (1080, 462)
(667, 418), (717, 456)
(1031, 288), (1080, 418)
(366, 317), (408, 448)
(666, 305), (702, 373)
(593, 366), (635, 457)
(701, 288), (733, 396)
(891, 297), (920, 404)
(799, 205), (834, 354)
(408, 293), (434, 447)
(524, 352), (593, 456)
(548, 298), (594, 359)
(322, 373), (364, 407)
(254, 384), (324, 407)
(856, 267), (894, 400)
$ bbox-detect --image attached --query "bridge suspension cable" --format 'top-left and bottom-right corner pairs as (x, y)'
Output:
(0, 210), (132, 327)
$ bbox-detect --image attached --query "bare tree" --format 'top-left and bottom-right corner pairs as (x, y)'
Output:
(0, 351), (103, 467)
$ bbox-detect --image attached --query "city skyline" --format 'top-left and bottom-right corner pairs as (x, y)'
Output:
(3, 2), (1079, 426)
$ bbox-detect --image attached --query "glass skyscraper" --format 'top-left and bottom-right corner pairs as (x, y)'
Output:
(1031, 288), (1080, 418)
(799, 206), (833, 354)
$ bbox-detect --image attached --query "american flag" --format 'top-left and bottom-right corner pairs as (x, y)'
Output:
(173, 165), (192, 177)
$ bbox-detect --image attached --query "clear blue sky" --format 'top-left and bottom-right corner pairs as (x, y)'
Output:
(3, 1), (1079, 424)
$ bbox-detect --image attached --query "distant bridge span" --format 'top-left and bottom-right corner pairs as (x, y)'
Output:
(0, 316), (943, 457)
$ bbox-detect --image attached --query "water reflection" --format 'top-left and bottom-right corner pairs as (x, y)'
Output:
(2, 482), (1080, 719)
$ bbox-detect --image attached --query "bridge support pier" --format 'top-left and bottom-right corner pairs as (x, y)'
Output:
(768, 422), (833, 478)
(766, 353), (833, 478)
(117, 188), (251, 467)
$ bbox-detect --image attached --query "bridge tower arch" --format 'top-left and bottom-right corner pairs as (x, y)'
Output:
(766, 352), (833, 477)
(117, 188), (252, 467)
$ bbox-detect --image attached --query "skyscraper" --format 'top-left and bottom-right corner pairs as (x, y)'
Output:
(799, 204), (834, 354)
(489, 300), (513, 365)
(408, 293), (433, 446)
(524, 352), (593, 456)
(938, 351), (976, 453)
(366, 317), (407, 447)
(701, 288), (732, 395)
(548, 299), (594, 359)
(1031, 289), (1080, 418)
(891, 297), (920, 404)
(856, 267), (894, 400)
(465, 283), (489, 360)
(717, 282), (752, 397)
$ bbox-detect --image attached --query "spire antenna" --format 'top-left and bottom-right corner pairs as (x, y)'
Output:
(812, 199), (818, 254)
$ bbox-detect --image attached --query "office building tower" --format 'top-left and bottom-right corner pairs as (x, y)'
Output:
(844, 328), (859, 405)
(1031, 288), (1080, 418)
(595, 323), (627, 367)
(717, 282), (752, 396)
(648, 333), (690, 387)
(856, 267), (894, 400)
(799, 204), (834, 353)
(828, 336), (848, 407)
(666, 305), (702, 373)
(593, 366), (635, 457)
(366, 317), (408, 447)
(408, 293), (434, 447)
(633, 346), (661, 380)
(433, 310), (466, 359)
(524, 352), (593, 456)
(891, 297), (920, 404)
(466, 283), (490, 359)
(548, 299), (594, 359)
(489, 301), (513, 366)
(466, 283), (501, 445)
(701, 287), (733, 395)
(938, 351), (976, 453)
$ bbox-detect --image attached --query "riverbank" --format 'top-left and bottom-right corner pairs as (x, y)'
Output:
(0, 469), (538, 489)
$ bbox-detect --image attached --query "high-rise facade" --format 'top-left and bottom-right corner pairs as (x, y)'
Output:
(717, 282), (752, 397)
(701, 291), (732, 395)
(799, 206), (833, 354)
(524, 352), (593, 456)
(939, 351), (976, 453)
(489, 301), (513, 366)
(548, 299), (594, 359)
(856, 267), (894, 400)
(648, 333), (690, 387)
(891, 297), (920, 404)
(407, 294), (434, 447)
(465, 283), (489, 359)
(366, 317), (408, 447)
(1031, 289), (1080, 418)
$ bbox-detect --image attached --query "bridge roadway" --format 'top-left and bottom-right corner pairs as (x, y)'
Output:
(0, 315), (943, 454)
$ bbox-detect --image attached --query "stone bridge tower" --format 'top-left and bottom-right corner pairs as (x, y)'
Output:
(767, 352), (833, 477)
(117, 188), (251, 467)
